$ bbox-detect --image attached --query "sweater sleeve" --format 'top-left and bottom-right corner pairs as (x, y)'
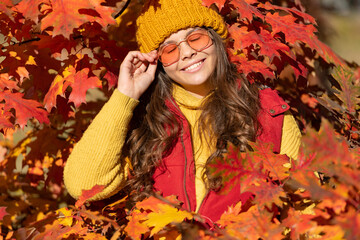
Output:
(63, 90), (139, 201)
(279, 111), (301, 160)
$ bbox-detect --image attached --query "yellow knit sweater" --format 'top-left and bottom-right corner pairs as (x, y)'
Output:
(63, 86), (301, 210)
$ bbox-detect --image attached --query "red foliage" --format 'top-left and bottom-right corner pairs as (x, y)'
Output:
(0, 0), (359, 239)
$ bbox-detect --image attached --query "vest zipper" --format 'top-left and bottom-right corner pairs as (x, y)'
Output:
(180, 135), (192, 211)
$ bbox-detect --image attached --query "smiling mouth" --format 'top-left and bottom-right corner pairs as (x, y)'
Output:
(182, 60), (205, 72)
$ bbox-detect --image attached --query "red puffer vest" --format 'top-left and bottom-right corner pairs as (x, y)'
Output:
(152, 88), (289, 226)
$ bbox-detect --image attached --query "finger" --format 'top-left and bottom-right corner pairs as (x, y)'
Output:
(145, 60), (158, 77)
(141, 51), (158, 63)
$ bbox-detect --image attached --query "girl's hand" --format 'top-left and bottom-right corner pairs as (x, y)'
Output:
(117, 50), (158, 100)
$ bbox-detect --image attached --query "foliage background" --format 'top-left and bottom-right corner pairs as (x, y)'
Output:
(0, 0), (359, 239)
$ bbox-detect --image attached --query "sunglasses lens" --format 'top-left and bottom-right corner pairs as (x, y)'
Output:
(160, 44), (179, 66)
(159, 30), (211, 66)
(187, 32), (211, 51)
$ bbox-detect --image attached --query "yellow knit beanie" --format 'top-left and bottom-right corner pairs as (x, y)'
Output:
(136, 0), (228, 53)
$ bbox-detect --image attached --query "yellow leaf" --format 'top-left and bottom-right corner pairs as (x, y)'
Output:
(145, 204), (193, 237)
(26, 56), (36, 65)
(56, 207), (73, 227)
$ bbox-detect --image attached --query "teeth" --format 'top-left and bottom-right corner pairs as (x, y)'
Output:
(184, 61), (202, 71)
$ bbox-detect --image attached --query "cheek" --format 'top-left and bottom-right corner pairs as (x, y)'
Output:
(163, 65), (179, 80)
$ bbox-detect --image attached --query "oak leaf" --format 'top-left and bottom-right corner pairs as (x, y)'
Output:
(259, 2), (316, 25)
(68, 68), (102, 108)
(0, 90), (49, 128)
(0, 0), (14, 19)
(217, 204), (283, 239)
(229, 54), (274, 79)
(14, 0), (46, 23)
(0, 73), (19, 91)
(40, 0), (115, 38)
(124, 210), (149, 240)
(230, 0), (263, 21)
(250, 142), (290, 181)
(145, 204), (193, 237)
(201, 0), (226, 10)
(75, 185), (105, 208)
(56, 207), (73, 227)
(250, 182), (286, 208)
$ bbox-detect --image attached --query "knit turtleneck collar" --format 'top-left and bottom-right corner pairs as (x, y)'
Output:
(172, 83), (211, 109)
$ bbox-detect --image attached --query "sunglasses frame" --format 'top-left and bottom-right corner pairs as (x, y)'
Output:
(158, 29), (213, 67)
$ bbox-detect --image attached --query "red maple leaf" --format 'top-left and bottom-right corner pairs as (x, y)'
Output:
(250, 142), (290, 181)
(0, 0), (14, 19)
(0, 114), (13, 129)
(43, 73), (71, 111)
(230, 54), (274, 79)
(40, 0), (115, 38)
(265, 12), (317, 48)
(201, 0), (226, 10)
(0, 90), (49, 128)
(260, 2), (316, 25)
(0, 206), (9, 221)
(75, 185), (105, 208)
(250, 29), (290, 60)
(250, 182), (286, 208)
(229, 0), (263, 21)
(0, 73), (19, 91)
(68, 68), (102, 108)
(13, 0), (47, 23)
(103, 71), (118, 89)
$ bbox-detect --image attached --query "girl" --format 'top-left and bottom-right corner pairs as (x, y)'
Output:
(64, 0), (301, 225)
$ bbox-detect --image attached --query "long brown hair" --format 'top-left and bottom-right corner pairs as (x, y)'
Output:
(125, 28), (260, 200)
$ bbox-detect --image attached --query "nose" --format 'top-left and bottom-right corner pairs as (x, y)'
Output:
(179, 41), (196, 60)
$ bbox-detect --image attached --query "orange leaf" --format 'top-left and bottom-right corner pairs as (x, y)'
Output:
(0, 90), (49, 128)
(0, 73), (19, 91)
(230, 0), (263, 21)
(75, 185), (105, 208)
(40, 0), (115, 38)
(124, 210), (149, 240)
(68, 68), (102, 108)
(201, 0), (226, 10)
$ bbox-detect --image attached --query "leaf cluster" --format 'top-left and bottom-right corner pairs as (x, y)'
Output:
(0, 0), (359, 239)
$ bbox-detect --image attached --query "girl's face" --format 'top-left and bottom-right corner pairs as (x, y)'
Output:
(160, 28), (217, 98)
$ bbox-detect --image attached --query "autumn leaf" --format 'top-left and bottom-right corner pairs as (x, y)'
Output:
(259, 2), (316, 25)
(217, 204), (283, 239)
(68, 68), (102, 108)
(0, 0), (14, 19)
(13, 0), (45, 23)
(56, 207), (73, 227)
(229, 0), (263, 21)
(229, 54), (274, 79)
(125, 196), (193, 238)
(201, 0), (226, 10)
(145, 204), (193, 237)
(103, 71), (118, 89)
(250, 142), (290, 181)
(0, 90), (49, 128)
(250, 182), (286, 208)
(75, 185), (105, 208)
(330, 65), (360, 114)
(0, 206), (9, 220)
(265, 12), (317, 46)
(125, 210), (149, 240)
(43, 73), (71, 111)
(0, 73), (19, 91)
(40, 0), (115, 38)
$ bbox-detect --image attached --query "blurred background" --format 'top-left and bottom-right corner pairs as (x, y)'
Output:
(307, 0), (360, 64)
